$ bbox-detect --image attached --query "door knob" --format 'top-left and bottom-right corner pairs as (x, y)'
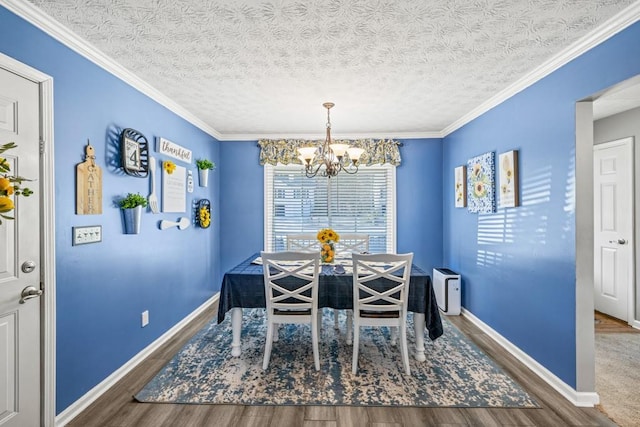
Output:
(20, 286), (43, 304)
(618, 238), (627, 245)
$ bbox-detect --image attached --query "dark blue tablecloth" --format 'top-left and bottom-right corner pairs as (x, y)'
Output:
(217, 253), (443, 340)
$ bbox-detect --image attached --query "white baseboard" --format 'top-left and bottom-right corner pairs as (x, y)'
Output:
(461, 308), (600, 407)
(55, 293), (219, 427)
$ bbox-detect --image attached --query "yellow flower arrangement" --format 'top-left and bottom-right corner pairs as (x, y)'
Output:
(317, 228), (339, 263)
(198, 206), (211, 228)
(317, 228), (340, 244)
(163, 160), (176, 175)
(1, 142), (33, 224)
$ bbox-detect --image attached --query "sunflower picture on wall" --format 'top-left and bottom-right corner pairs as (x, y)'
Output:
(467, 152), (496, 213)
(498, 150), (519, 208)
(454, 165), (466, 208)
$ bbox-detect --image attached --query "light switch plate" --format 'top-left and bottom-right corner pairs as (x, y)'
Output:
(73, 225), (102, 245)
(141, 310), (149, 327)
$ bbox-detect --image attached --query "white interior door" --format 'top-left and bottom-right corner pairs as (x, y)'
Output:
(0, 68), (41, 426)
(593, 137), (634, 322)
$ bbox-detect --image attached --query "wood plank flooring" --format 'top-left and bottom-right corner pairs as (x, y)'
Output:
(66, 302), (618, 427)
(594, 311), (640, 334)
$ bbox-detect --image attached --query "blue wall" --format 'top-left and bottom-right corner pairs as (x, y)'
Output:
(0, 7), (220, 413)
(218, 138), (444, 288)
(220, 139), (442, 280)
(442, 22), (640, 387)
(396, 138), (443, 273)
(219, 140), (264, 278)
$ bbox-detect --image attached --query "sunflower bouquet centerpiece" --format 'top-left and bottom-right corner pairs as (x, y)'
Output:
(317, 228), (339, 264)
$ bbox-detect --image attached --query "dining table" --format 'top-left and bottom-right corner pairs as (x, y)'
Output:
(217, 253), (444, 361)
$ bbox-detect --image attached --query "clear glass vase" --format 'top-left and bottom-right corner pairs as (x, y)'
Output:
(321, 241), (335, 263)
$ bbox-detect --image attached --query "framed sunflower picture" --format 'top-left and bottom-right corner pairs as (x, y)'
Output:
(467, 152), (496, 213)
(498, 150), (519, 208)
(454, 165), (466, 208)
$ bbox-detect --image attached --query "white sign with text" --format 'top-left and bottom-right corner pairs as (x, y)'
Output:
(162, 164), (186, 213)
(156, 137), (192, 164)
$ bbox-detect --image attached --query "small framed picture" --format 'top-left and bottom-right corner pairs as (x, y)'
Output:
(454, 166), (466, 208)
(498, 150), (519, 208)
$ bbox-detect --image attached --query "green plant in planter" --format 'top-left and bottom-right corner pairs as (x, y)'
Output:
(196, 158), (215, 171)
(119, 192), (148, 209)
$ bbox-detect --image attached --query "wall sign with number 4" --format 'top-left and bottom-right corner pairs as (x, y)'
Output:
(120, 128), (149, 177)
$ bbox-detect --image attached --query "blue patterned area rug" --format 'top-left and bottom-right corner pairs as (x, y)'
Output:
(135, 309), (538, 407)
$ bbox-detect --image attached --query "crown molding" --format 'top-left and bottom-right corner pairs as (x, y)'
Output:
(220, 131), (444, 142)
(441, 1), (640, 137)
(1, 0), (223, 140)
(326, 131), (444, 140)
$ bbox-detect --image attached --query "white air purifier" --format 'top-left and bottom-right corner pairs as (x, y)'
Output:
(433, 268), (461, 315)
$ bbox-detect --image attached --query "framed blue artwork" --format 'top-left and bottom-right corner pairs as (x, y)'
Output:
(467, 152), (496, 213)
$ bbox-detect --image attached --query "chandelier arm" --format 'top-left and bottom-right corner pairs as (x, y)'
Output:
(305, 162), (324, 178)
(339, 164), (359, 174)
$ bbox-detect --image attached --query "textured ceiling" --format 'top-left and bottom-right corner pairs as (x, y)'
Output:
(25, 0), (638, 138)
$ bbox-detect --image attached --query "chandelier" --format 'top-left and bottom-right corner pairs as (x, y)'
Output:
(297, 102), (365, 178)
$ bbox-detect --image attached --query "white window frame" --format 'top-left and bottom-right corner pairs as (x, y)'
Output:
(264, 164), (397, 253)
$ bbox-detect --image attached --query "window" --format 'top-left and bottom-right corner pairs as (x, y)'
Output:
(265, 164), (396, 252)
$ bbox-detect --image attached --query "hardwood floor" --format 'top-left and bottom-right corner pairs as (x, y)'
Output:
(594, 311), (640, 334)
(67, 302), (618, 427)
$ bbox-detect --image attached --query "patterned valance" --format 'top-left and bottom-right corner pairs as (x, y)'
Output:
(258, 139), (402, 167)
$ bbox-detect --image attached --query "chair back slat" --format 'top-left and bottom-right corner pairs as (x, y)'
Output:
(359, 282), (405, 308)
(286, 233), (318, 251)
(336, 233), (369, 253)
(287, 232), (370, 254)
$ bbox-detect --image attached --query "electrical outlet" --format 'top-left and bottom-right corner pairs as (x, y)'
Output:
(141, 310), (149, 327)
(73, 225), (102, 245)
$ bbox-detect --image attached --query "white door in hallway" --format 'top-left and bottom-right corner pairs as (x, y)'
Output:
(0, 68), (41, 426)
(593, 137), (634, 322)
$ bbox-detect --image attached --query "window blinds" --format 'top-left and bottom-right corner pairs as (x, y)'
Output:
(264, 165), (396, 253)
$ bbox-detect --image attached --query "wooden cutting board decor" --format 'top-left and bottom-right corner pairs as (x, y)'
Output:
(76, 141), (103, 214)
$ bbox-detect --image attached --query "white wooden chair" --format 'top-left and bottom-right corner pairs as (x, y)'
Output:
(261, 251), (321, 371)
(351, 252), (413, 375)
(286, 233), (318, 251)
(336, 233), (370, 254)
